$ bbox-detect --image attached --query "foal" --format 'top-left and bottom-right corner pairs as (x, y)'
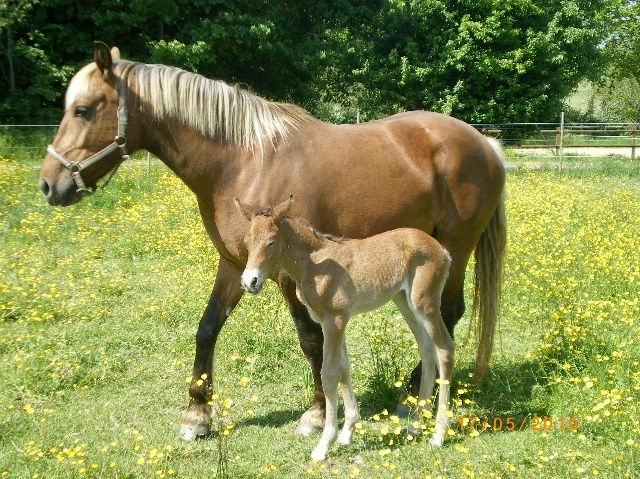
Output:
(235, 195), (455, 461)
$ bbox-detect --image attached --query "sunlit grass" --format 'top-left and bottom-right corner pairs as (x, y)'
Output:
(1, 154), (639, 477)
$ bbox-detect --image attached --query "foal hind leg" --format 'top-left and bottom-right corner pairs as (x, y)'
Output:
(408, 277), (455, 447)
(393, 295), (438, 415)
(337, 334), (359, 446)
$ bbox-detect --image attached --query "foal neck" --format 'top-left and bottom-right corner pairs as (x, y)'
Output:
(275, 218), (333, 280)
(280, 217), (329, 251)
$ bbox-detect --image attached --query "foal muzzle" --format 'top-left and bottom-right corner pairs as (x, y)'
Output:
(241, 269), (265, 294)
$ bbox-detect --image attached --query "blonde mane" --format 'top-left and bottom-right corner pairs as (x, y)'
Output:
(66, 60), (314, 150)
(131, 62), (314, 150)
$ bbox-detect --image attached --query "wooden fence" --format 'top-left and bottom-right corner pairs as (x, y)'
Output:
(471, 122), (639, 159)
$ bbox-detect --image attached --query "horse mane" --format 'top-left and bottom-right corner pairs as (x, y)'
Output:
(131, 62), (315, 150)
(66, 60), (315, 151)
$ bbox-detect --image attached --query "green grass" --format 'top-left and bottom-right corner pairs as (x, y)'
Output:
(1, 153), (639, 478)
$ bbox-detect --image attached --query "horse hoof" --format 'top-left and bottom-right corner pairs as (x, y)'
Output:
(179, 423), (210, 441)
(297, 406), (324, 436)
(393, 393), (411, 418)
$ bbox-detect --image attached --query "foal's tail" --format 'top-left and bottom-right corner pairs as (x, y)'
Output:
(472, 139), (507, 381)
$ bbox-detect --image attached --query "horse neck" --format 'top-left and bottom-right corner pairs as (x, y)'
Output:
(277, 218), (327, 281)
(137, 113), (246, 197)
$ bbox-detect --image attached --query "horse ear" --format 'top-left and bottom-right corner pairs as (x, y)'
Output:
(110, 46), (121, 60)
(93, 41), (113, 80)
(273, 194), (293, 221)
(234, 197), (253, 221)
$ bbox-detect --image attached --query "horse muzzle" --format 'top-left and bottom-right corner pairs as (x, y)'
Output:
(38, 175), (85, 206)
(240, 269), (265, 294)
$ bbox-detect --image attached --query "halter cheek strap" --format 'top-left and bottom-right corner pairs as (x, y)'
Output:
(46, 72), (131, 197)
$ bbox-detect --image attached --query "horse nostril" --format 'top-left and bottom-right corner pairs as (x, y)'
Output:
(39, 179), (51, 197)
(250, 277), (258, 289)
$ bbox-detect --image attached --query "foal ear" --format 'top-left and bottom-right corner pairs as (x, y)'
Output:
(110, 46), (121, 60)
(273, 194), (294, 221)
(233, 197), (254, 221)
(94, 41), (114, 80)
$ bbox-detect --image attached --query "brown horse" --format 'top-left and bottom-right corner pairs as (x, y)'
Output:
(236, 195), (454, 461)
(38, 42), (506, 440)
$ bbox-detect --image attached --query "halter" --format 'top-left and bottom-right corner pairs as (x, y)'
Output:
(46, 70), (131, 197)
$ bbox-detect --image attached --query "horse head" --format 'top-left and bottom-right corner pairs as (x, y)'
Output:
(39, 41), (135, 206)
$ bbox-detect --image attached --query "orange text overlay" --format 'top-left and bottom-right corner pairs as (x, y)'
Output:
(458, 416), (579, 433)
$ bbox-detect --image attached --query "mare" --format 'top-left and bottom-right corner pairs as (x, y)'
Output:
(38, 41), (506, 440)
(236, 195), (454, 461)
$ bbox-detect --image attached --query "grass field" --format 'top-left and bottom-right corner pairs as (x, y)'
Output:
(1, 153), (639, 478)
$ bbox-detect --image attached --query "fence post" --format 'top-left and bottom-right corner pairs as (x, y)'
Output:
(632, 124), (637, 161)
(559, 112), (565, 171)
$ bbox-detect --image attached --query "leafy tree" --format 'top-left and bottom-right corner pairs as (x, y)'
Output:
(603, 0), (640, 84)
(319, 0), (609, 122)
(0, 0), (614, 124)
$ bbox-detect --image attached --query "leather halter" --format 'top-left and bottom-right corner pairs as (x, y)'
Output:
(46, 71), (131, 197)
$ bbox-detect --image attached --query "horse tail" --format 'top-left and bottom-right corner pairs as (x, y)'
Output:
(472, 138), (507, 381)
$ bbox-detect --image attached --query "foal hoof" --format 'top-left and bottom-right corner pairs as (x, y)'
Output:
(179, 423), (210, 441)
(310, 448), (327, 462)
(428, 434), (444, 448)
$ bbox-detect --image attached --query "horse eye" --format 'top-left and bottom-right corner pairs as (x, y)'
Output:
(267, 240), (276, 248)
(74, 106), (89, 118)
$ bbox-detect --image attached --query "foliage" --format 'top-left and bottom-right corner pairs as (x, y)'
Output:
(1, 152), (639, 477)
(593, 77), (640, 123)
(0, 0), (615, 123)
(603, 0), (640, 85)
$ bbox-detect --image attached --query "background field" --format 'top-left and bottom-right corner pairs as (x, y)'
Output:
(1, 153), (639, 478)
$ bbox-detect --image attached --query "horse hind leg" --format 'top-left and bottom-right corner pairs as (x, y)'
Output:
(337, 334), (359, 446)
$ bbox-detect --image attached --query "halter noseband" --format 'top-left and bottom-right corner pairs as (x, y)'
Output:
(46, 71), (131, 197)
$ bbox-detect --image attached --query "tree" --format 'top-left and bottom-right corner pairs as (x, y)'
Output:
(316, 0), (610, 123)
(0, 0), (614, 124)
(603, 0), (640, 84)
(1, 0), (38, 92)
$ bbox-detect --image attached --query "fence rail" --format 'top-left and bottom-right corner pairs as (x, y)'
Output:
(2, 122), (639, 160)
(471, 122), (640, 159)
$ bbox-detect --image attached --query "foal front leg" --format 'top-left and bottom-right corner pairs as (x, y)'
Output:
(311, 317), (345, 462)
(180, 258), (245, 441)
(278, 274), (326, 435)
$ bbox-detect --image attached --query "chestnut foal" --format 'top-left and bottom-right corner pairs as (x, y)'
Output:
(236, 196), (454, 461)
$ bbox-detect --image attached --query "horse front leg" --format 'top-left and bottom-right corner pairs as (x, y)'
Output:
(277, 273), (326, 435)
(179, 257), (244, 441)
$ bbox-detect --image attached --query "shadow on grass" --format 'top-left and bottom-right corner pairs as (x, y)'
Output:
(233, 358), (552, 434)
(235, 408), (305, 430)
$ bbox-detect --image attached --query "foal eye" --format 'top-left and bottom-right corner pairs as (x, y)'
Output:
(267, 240), (276, 248)
(74, 106), (89, 118)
